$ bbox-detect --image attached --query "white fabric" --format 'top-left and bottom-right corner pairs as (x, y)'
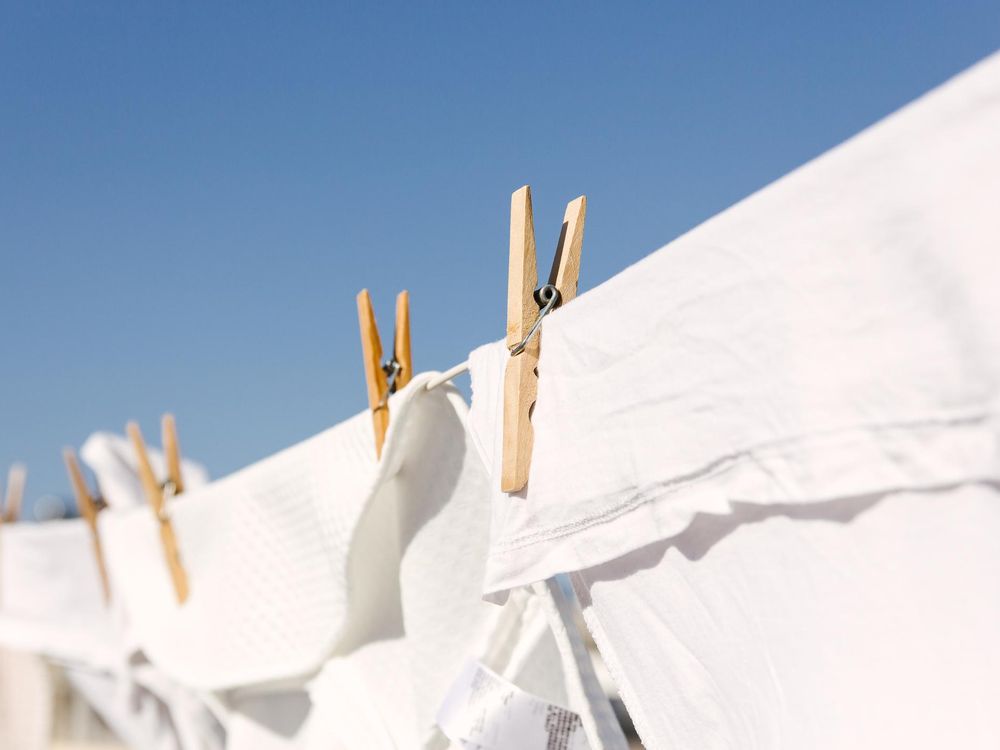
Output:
(0, 646), (52, 750)
(470, 51), (1000, 595)
(95, 401), (380, 691)
(573, 484), (1000, 749)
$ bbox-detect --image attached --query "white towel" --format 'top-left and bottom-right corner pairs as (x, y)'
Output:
(471, 50), (1000, 597)
(82, 431), (211, 510)
(94, 405), (379, 690)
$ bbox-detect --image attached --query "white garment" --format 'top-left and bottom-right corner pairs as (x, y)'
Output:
(0, 646), (52, 750)
(98, 376), (622, 749)
(466, 51), (1000, 750)
(474, 50), (1000, 595)
(573, 485), (1000, 749)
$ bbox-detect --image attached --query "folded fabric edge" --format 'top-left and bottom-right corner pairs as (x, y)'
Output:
(484, 410), (1000, 594)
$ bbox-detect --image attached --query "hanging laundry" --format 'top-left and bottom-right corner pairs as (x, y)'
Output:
(465, 50), (1000, 749)
(92, 375), (623, 749)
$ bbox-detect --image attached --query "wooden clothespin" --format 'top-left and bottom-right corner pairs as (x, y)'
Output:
(62, 449), (111, 603)
(1, 463), (26, 524)
(357, 289), (413, 458)
(501, 186), (586, 492)
(127, 417), (189, 603)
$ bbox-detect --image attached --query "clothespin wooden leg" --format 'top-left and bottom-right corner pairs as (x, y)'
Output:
(63, 449), (111, 604)
(548, 196), (586, 305)
(501, 187), (586, 492)
(357, 290), (390, 458)
(394, 290), (412, 390)
(127, 421), (190, 603)
(161, 413), (185, 495)
(502, 186), (540, 492)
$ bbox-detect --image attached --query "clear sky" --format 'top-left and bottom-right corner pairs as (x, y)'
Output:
(2, 2), (998, 512)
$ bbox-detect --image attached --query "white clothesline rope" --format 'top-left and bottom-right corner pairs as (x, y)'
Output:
(425, 361), (470, 390)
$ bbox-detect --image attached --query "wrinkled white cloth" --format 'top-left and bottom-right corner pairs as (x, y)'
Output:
(572, 484), (1000, 749)
(0, 646), (52, 750)
(474, 50), (1000, 595)
(97, 376), (622, 749)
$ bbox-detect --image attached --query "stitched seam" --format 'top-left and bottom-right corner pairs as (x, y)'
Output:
(493, 408), (998, 553)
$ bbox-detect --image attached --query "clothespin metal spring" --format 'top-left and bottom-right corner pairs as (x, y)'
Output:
(508, 284), (562, 357)
(376, 357), (403, 411)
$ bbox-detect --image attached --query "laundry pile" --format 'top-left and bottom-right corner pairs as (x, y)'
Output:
(2, 51), (1000, 750)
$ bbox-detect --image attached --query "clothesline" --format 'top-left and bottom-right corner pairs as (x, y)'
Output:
(424, 360), (470, 390)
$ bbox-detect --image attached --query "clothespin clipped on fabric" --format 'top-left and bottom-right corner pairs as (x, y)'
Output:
(62, 449), (111, 603)
(357, 289), (413, 458)
(0, 463), (26, 524)
(502, 186), (586, 492)
(126, 414), (189, 603)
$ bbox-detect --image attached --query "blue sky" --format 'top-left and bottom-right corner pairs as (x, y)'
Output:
(2, 2), (998, 511)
